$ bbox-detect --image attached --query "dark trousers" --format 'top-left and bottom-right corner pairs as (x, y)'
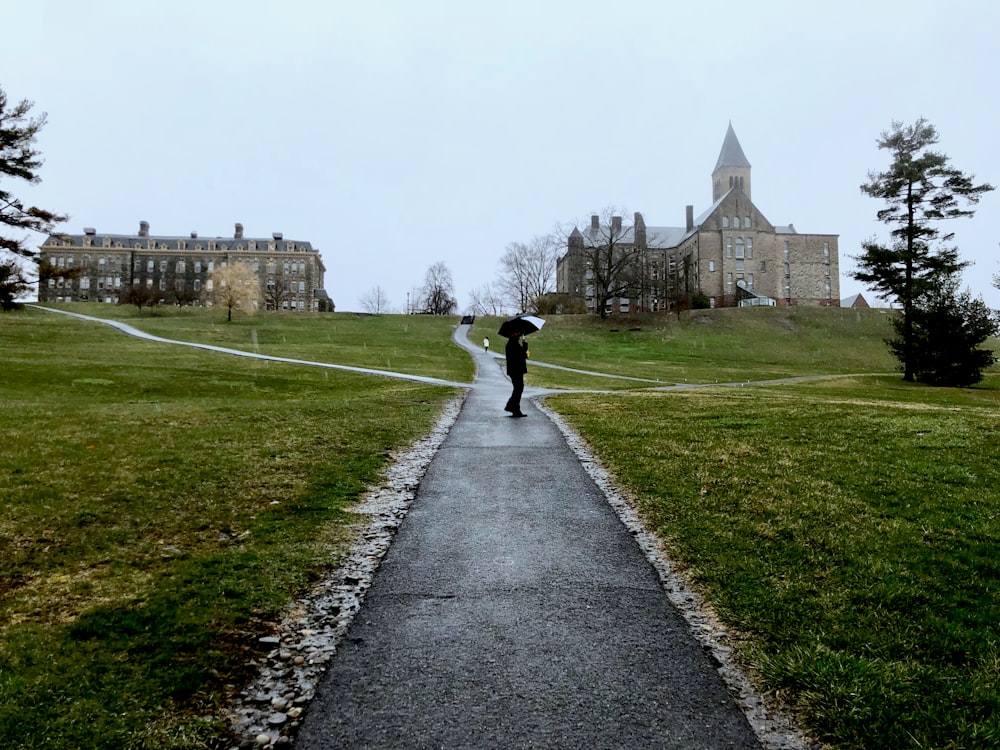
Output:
(505, 372), (524, 413)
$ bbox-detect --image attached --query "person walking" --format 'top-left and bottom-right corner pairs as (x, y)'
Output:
(483, 336), (490, 353)
(504, 331), (528, 417)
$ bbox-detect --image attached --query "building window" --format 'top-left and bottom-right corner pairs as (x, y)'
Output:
(726, 238), (733, 258)
(208, 261), (215, 272)
(748, 273), (754, 289)
(761, 260), (767, 273)
(733, 216), (740, 229)
(746, 238), (753, 258)
(80, 278), (90, 290)
(159, 279), (166, 291)
(783, 241), (790, 260)
(722, 216), (729, 228)
(194, 279), (201, 292)
(298, 281), (305, 293)
(727, 273), (733, 292)
(710, 296), (716, 308)
(208, 240), (216, 251)
(147, 260), (154, 273)
(176, 260), (186, 273)
(195, 261), (202, 273)
(708, 260), (715, 272)
(823, 242), (830, 263)
(735, 238), (745, 259)
(206, 279), (214, 292)
(744, 216), (751, 229)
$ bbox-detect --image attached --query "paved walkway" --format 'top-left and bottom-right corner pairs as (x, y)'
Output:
(294, 326), (761, 749)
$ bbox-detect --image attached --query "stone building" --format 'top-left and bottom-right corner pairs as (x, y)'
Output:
(556, 124), (839, 313)
(37, 221), (333, 312)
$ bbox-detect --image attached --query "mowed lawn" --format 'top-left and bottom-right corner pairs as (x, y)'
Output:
(0, 307), (464, 749)
(4, 303), (1000, 749)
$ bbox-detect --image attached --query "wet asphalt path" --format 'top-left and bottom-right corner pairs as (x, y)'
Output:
(294, 326), (760, 749)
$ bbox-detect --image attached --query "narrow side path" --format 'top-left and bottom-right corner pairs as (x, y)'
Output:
(28, 305), (471, 389)
(294, 326), (761, 748)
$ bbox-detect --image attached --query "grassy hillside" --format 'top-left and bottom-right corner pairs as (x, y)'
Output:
(32, 302), (475, 384)
(5, 304), (1000, 748)
(474, 307), (902, 388)
(0, 308), (458, 749)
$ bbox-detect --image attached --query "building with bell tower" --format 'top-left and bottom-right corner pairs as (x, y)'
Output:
(556, 123), (840, 312)
(712, 122), (752, 202)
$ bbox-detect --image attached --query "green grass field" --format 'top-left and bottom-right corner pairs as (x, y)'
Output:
(0, 306), (461, 749)
(473, 307), (900, 389)
(3, 303), (999, 748)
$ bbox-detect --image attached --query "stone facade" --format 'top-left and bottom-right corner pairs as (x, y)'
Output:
(557, 124), (839, 312)
(37, 221), (333, 312)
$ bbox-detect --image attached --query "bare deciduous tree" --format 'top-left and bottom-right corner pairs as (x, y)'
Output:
(467, 283), (506, 316)
(122, 283), (164, 312)
(561, 207), (643, 319)
(497, 234), (559, 314)
(419, 261), (457, 315)
(213, 262), (257, 321)
(360, 285), (390, 314)
(262, 266), (292, 311)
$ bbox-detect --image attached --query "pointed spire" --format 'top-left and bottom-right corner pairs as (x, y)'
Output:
(714, 122), (751, 171)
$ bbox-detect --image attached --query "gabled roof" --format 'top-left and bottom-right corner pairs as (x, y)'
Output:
(714, 122), (751, 171)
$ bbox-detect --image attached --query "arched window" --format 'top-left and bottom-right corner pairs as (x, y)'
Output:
(733, 216), (740, 229)
(722, 216), (729, 228)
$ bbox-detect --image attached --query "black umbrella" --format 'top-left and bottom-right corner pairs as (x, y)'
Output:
(498, 314), (545, 338)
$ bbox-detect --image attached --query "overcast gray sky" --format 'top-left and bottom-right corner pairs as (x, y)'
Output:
(5, 0), (999, 312)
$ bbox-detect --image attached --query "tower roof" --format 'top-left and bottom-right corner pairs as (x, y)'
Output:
(713, 122), (751, 171)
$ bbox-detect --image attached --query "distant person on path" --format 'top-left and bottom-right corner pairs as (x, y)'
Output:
(483, 336), (490, 353)
(504, 332), (527, 417)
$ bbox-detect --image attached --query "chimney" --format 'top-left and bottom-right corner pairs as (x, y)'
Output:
(272, 232), (283, 241)
(611, 216), (622, 234)
(591, 215), (600, 231)
(235, 222), (244, 239)
(139, 221), (149, 237)
(83, 227), (96, 235)
(686, 205), (694, 232)
(190, 231), (198, 239)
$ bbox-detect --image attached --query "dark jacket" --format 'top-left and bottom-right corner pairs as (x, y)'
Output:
(505, 336), (528, 376)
